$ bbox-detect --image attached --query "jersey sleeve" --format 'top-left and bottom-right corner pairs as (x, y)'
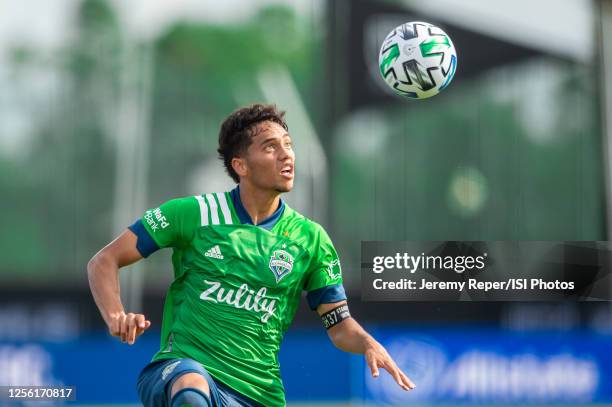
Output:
(303, 225), (347, 310)
(137, 197), (200, 250)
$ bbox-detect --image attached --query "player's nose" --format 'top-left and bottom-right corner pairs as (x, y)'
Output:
(278, 146), (293, 161)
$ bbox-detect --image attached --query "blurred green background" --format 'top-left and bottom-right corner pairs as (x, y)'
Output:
(1, 0), (605, 290)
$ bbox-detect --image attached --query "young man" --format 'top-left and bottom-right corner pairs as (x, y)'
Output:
(88, 104), (415, 407)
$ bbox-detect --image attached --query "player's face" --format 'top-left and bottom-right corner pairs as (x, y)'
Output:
(242, 121), (295, 193)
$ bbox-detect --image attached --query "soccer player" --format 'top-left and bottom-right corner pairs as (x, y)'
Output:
(88, 104), (415, 407)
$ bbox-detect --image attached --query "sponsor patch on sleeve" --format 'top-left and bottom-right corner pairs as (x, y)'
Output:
(144, 207), (170, 233)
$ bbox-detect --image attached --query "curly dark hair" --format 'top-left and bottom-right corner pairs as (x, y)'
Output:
(217, 103), (289, 183)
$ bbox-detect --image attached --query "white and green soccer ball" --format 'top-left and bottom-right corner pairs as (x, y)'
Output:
(379, 21), (457, 99)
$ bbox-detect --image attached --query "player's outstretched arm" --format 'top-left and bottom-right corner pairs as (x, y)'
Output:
(87, 229), (151, 345)
(317, 301), (415, 391)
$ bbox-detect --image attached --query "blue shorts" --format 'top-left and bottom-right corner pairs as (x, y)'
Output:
(136, 358), (262, 407)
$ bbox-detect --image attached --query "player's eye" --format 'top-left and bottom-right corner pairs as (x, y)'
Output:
(264, 144), (276, 151)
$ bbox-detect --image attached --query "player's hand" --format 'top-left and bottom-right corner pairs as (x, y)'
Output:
(365, 342), (415, 391)
(108, 312), (151, 345)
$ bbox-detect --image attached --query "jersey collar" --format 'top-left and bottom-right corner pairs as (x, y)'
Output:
(230, 185), (285, 231)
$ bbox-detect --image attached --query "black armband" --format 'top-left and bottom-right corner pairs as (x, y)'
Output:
(321, 304), (351, 329)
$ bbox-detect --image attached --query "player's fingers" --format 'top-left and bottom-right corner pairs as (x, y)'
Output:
(386, 362), (409, 391)
(393, 370), (407, 390)
(135, 314), (145, 329)
(121, 312), (134, 343)
(134, 314), (146, 337)
(127, 313), (138, 345)
(119, 314), (127, 343)
(400, 370), (416, 389)
(395, 366), (415, 389)
(135, 316), (151, 339)
(366, 353), (380, 378)
(137, 320), (152, 336)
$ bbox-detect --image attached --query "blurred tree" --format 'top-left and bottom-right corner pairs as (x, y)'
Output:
(147, 5), (321, 202)
(0, 0), (121, 282)
(0, 1), (324, 285)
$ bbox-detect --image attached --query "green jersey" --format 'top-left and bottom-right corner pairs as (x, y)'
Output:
(138, 191), (344, 406)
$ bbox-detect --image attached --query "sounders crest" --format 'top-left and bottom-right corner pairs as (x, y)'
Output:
(269, 249), (294, 283)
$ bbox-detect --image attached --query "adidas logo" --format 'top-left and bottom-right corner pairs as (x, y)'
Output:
(204, 245), (224, 259)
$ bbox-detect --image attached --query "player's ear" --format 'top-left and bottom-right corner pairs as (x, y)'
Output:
(232, 157), (247, 178)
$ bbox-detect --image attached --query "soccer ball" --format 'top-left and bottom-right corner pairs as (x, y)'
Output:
(378, 21), (457, 99)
